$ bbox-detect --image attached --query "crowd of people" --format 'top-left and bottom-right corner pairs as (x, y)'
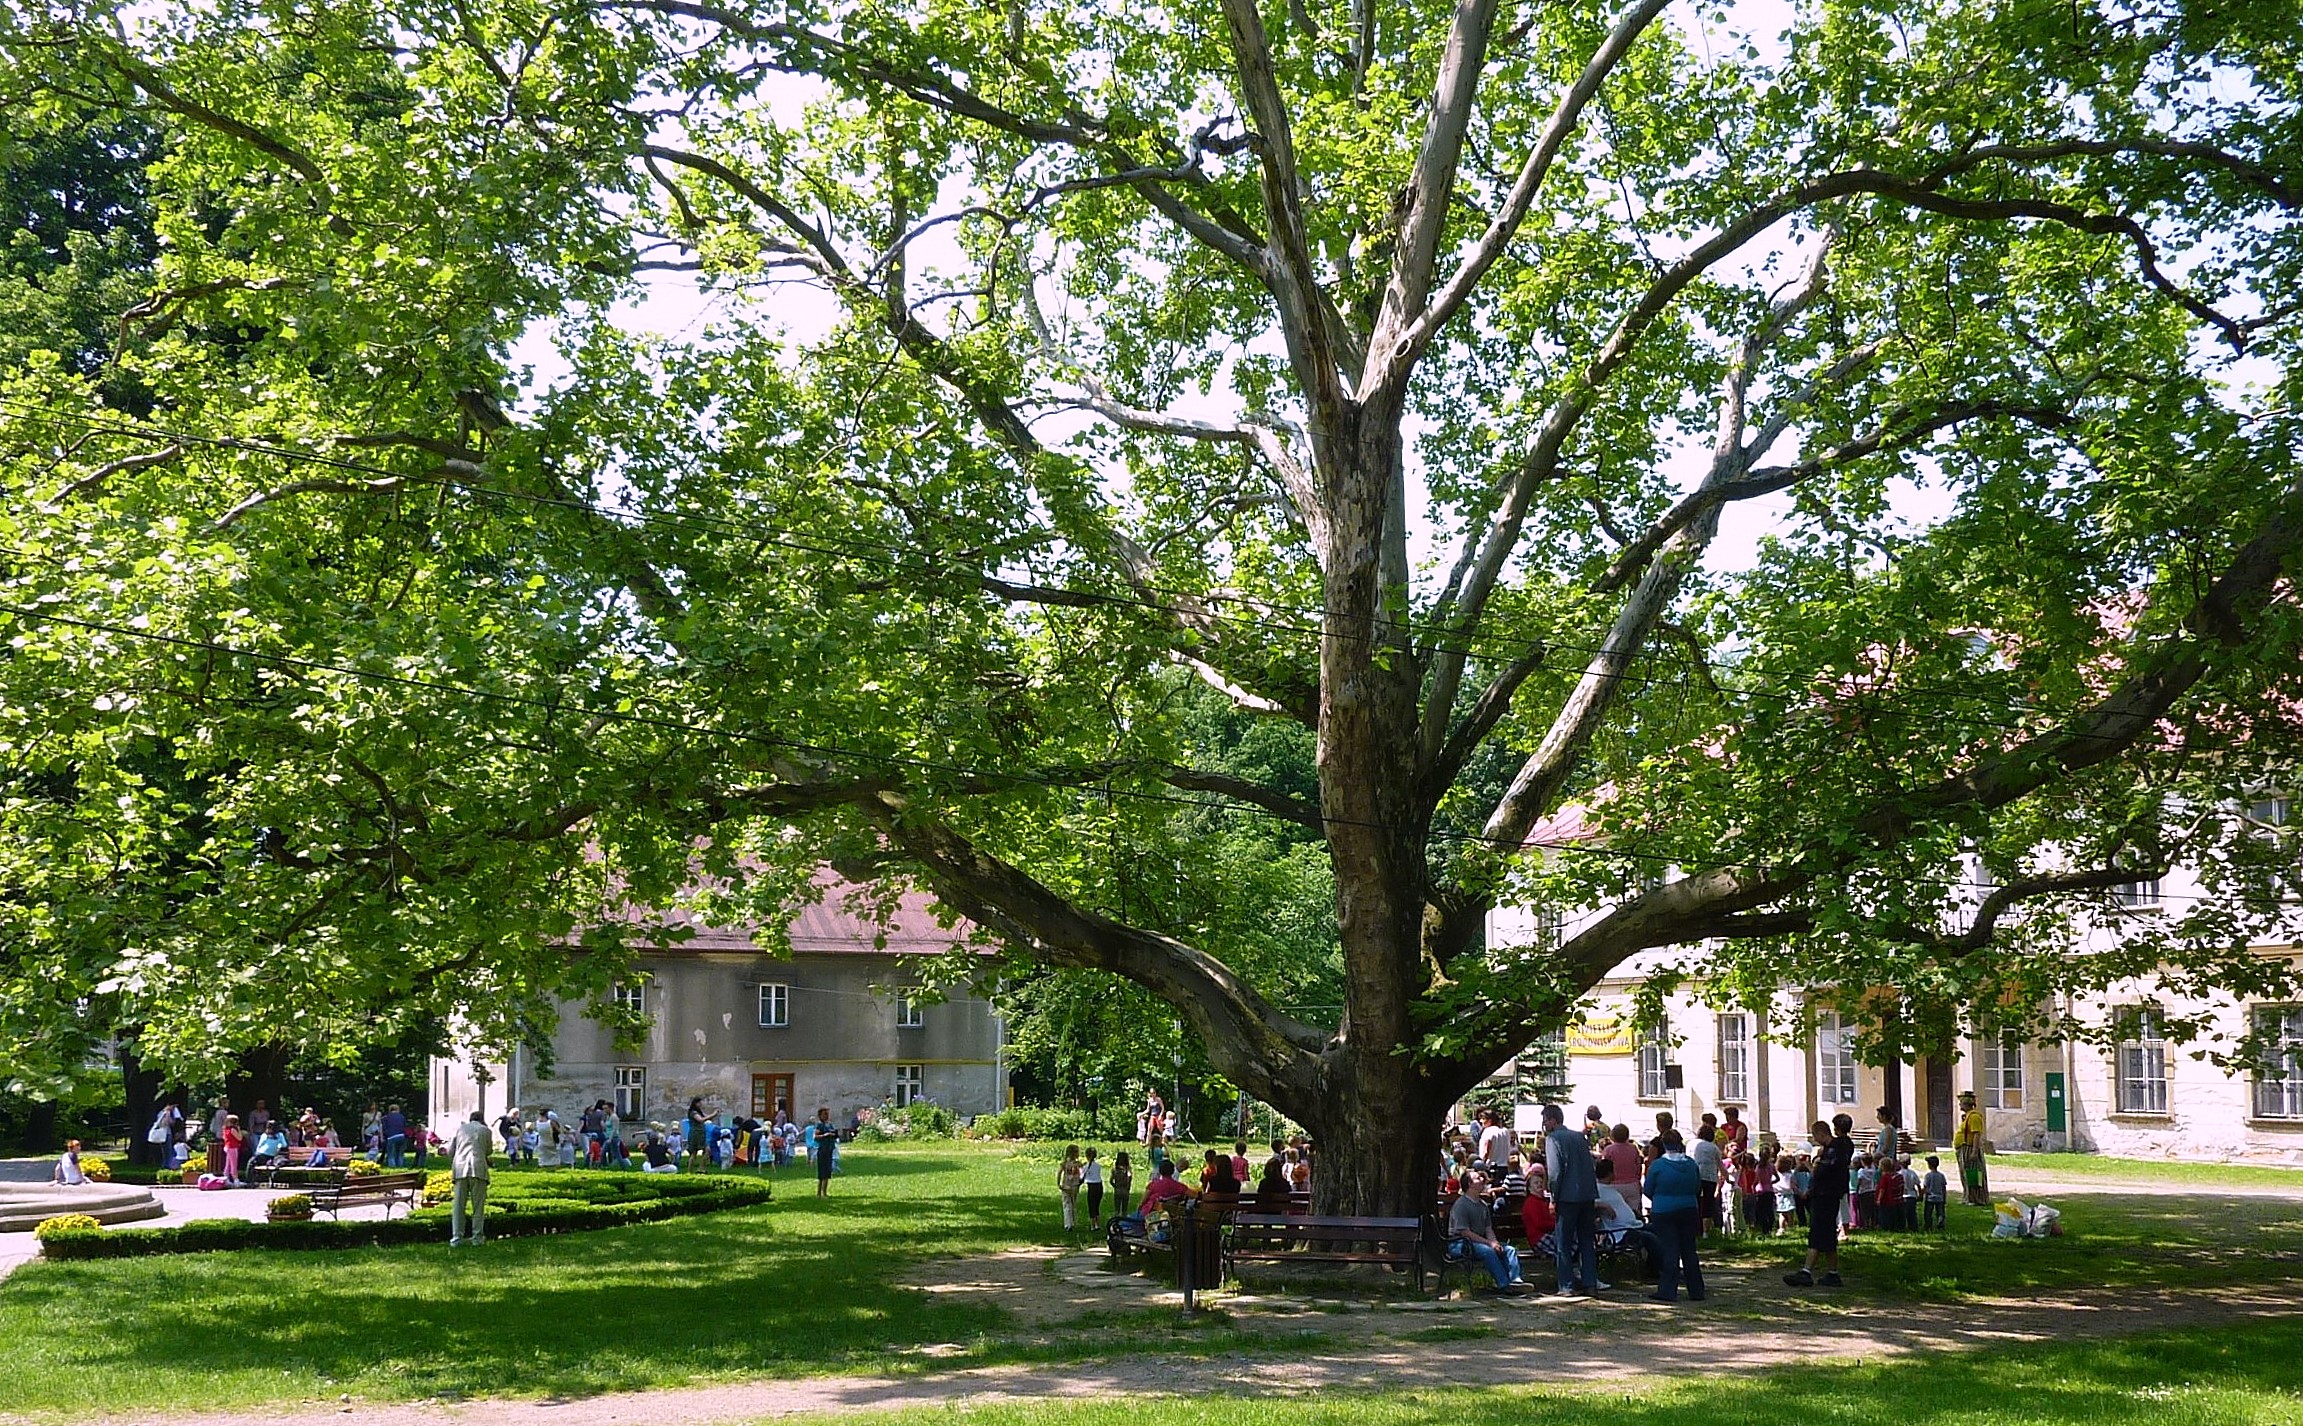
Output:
(141, 1098), (432, 1184)
(486, 1099), (849, 1194)
(1091, 1088), (1956, 1305)
(1434, 1097), (1962, 1302)
(134, 1091), (865, 1194)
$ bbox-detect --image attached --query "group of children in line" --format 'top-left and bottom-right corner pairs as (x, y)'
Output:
(494, 1101), (843, 1174)
(1733, 1148), (1951, 1234)
(1058, 1135), (1319, 1234)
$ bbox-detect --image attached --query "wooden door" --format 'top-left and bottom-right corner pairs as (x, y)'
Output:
(1922, 1057), (1956, 1145)
(751, 1073), (794, 1119)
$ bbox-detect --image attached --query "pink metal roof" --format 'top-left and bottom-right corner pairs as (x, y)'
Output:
(618, 867), (986, 957)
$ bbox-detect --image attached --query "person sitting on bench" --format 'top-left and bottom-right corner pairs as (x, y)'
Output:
(1595, 1158), (1641, 1231)
(1448, 1169), (1527, 1294)
(1140, 1159), (1193, 1213)
(250, 1125), (289, 1174)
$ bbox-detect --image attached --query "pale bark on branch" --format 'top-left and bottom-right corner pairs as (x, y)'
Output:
(863, 791), (1326, 1100)
(1374, 0), (1674, 392)
(1219, 0), (1352, 417)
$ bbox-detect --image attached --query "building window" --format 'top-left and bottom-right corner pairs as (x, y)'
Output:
(1717, 1013), (1752, 1103)
(1637, 1021), (1671, 1100)
(1817, 1010), (1857, 1105)
(2252, 1006), (2303, 1120)
(2116, 1007), (2169, 1115)
(612, 980), (645, 1015)
(897, 994), (925, 1028)
(757, 983), (789, 1028)
(894, 1064), (924, 1106)
(1980, 1030), (2025, 1110)
(614, 1066), (646, 1121)
(2113, 878), (2162, 910)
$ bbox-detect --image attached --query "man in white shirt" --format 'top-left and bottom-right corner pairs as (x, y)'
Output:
(1594, 1158), (1639, 1230)
(1475, 1107), (1514, 1168)
(1689, 1124), (1724, 1236)
(448, 1111), (494, 1246)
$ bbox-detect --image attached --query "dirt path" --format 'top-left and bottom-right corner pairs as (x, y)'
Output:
(46, 1246), (2294, 1426)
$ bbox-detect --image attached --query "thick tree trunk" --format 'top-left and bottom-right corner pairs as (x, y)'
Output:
(1296, 1053), (1447, 1217)
(120, 1041), (167, 1166)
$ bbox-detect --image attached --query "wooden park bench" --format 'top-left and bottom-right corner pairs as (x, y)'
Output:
(1224, 1213), (1426, 1294)
(253, 1146), (359, 1189)
(306, 1171), (425, 1220)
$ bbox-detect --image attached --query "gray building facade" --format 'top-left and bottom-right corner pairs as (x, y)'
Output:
(429, 872), (1006, 1129)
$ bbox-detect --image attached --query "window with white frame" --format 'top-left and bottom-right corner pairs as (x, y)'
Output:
(1817, 1010), (1858, 1105)
(612, 980), (645, 1015)
(1637, 1021), (1671, 1100)
(2252, 1006), (2303, 1120)
(897, 993), (925, 1028)
(613, 1066), (646, 1120)
(894, 1064), (924, 1106)
(757, 982), (789, 1028)
(1980, 1030), (2025, 1110)
(2116, 1007), (2169, 1114)
(2113, 878), (2163, 910)
(1717, 1012), (1752, 1103)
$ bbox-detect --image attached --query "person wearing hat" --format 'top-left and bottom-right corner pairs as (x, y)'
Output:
(1952, 1090), (1990, 1206)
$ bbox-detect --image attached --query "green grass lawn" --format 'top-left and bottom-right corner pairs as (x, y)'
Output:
(2, 1140), (2294, 1419)
(1699, 1193), (2303, 1300)
(791, 1318), (2303, 1426)
(1992, 1152), (2303, 1188)
(0, 1142), (1084, 1415)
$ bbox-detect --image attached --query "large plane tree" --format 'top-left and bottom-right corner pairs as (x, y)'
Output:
(2, 0), (2300, 1211)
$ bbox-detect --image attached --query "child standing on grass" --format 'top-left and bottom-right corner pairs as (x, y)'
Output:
(1082, 1147), (1106, 1228)
(1058, 1145), (1085, 1234)
(1110, 1150), (1134, 1218)
(1774, 1155), (1798, 1234)
(1922, 1155), (1949, 1230)
(1852, 1155), (1879, 1230)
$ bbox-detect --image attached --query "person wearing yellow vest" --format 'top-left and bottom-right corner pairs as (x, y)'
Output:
(1952, 1091), (1990, 1206)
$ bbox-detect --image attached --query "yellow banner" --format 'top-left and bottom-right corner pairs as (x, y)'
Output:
(1568, 1011), (1633, 1056)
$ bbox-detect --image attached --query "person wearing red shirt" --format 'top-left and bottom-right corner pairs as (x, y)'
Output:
(1520, 1165), (1558, 1244)
(1141, 1160), (1193, 1212)
(1876, 1154), (1908, 1230)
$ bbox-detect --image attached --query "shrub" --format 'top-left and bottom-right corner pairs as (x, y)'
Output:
(972, 1108), (1030, 1140)
(80, 1157), (114, 1183)
(266, 1194), (314, 1221)
(422, 1171), (454, 1206)
(345, 1158), (381, 1178)
(966, 1106), (1123, 1141)
(34, 1214), (104, 1241)
(37, 1175), (773, 1260)
(862, 1102), (959, 1141)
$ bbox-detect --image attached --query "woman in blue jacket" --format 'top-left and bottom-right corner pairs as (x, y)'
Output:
(1643, 1131), (1706, 1302)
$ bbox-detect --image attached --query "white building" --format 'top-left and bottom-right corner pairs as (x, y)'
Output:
(1488, 824), (2303, 1164)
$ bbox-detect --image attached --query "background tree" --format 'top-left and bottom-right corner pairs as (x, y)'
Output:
(1, 0), (2299, 1210)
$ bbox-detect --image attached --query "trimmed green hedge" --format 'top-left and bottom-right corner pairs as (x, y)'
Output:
(36, 1174), (771, 1260)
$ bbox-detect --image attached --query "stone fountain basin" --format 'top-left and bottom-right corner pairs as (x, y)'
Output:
(0, 1182), (169, 1232)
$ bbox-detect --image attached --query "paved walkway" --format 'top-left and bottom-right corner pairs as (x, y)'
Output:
(0, 1182), (397, 1280)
